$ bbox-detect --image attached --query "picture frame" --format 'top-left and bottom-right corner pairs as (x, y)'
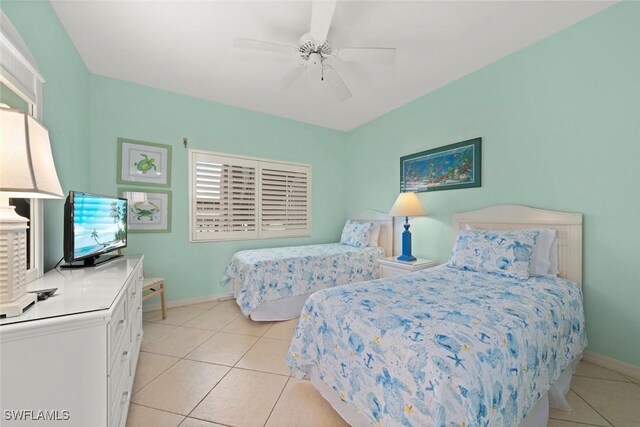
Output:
(400, 137), (481, 192)
(119, 188), (172, 233)
(117, 138), (172, 187)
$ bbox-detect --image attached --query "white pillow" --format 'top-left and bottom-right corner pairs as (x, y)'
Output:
(368, 222), (381, 248)
(464, 224), (556, 276)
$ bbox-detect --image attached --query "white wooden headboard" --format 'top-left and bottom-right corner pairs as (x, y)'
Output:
(349, 210), (393, 257)
(452, 205), (583, 285)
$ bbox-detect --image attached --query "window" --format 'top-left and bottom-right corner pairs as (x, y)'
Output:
(189, 150), (311, 242)
(1, 11), (46, 281)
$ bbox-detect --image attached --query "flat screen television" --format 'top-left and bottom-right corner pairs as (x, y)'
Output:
(63, 191), (128, 267)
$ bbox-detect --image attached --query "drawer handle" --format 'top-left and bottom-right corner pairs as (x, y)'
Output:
(116, 319), (125, 329)
(122, 350), (129, 360)
(136, 333), (142, 340)
(137, 306), (141, 312)
(121, 391), (129, 403)
(131, 290), (137, 296)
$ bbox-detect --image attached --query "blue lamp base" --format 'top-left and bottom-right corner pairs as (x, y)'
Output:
(397, 216), (416, 262)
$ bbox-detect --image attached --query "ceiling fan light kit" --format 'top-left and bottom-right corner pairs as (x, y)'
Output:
(233, 0), (396, 101)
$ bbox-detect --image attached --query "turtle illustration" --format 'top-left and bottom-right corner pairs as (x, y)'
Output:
(134, 154), (157, 174)
(131, 201), (160, 221)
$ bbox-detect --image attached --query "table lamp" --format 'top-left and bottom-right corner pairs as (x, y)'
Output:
(0, 105), (63, 317)
(389, 192), (426, 262)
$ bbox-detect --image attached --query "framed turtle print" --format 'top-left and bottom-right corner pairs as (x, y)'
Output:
(119, 188), (172, 233)
(117, 138), (172, 187)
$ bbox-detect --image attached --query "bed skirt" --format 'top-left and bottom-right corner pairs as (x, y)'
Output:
(230, 279), (308, 321)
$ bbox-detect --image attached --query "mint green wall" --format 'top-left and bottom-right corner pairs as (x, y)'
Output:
(89, 76), (347, 301)
(1, 1), (91, 269)
(346, 3), (640, 366)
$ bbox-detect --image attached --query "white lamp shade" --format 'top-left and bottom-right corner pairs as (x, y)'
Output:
(0, 108), (63, 198)
(389, 192), (426, 217)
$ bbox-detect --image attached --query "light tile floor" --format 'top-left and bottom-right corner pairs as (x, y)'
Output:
(128, 301), (640, 427)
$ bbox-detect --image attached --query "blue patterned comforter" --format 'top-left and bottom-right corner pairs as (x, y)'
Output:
(222, 243), (384, 317)
(287, 265), (586, 427)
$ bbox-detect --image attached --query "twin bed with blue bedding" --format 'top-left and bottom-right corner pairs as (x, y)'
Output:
(287, 265), (586, 426)
(287, 205), (586, 427)
(222, 211), (393, 320)
(222, 243), (384, 319)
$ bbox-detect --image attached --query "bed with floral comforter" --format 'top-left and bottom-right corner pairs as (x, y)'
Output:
(222, 243), (384, 317)
(287, 265), (586, 427)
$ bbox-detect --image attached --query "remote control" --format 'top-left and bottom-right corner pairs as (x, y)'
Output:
(28, 288), (58, 301)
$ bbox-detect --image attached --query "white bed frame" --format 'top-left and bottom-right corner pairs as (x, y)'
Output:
(453, 204), (583, 285)
(308, 204), (584, 427)
(240, 210), (392, 321)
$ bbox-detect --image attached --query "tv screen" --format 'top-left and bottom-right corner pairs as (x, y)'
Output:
(64, 192), (127, 265)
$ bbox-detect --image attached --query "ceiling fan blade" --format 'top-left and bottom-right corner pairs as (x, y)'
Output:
(335, 47), (397, 64)
(280, 66), (307, 90)
(322, 65), (351, 101)
(309, 0), (337, 43)
(233, 38), (297, 54)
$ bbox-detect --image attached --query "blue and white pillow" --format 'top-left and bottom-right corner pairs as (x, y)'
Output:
(447, 230), (539, 280)
(340, 220), (373, 249)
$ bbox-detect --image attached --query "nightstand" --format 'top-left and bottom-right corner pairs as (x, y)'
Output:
(378, 257), (439, 278)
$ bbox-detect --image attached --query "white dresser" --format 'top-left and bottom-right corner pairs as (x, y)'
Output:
(0, 256), (144, 427)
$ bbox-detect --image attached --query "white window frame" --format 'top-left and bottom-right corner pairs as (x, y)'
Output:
(188, 149), (312, 242)
(1, 11), (46, 282)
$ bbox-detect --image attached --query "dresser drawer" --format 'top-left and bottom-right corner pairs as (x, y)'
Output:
(109, 296), (128, 371)
(109, 322), (132, 400)
(109, 356), (132, 427)
(128, 271), (143, 313)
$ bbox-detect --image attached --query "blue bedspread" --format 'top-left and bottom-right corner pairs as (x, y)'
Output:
(222, 243), (383, 317)
(287, 265), (586, 427)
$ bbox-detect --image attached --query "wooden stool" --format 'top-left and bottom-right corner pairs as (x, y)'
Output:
(143, 277), (166, 320)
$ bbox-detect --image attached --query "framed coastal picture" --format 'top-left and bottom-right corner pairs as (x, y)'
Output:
(119, 188), (172, 233)
(400, 137), (481, 192)
(117, 138), (172, 187)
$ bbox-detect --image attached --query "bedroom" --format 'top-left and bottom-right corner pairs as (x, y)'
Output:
(0, 0), (638, 426)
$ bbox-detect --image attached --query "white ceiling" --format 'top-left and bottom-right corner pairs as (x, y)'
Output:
(51, 1), (614, 131)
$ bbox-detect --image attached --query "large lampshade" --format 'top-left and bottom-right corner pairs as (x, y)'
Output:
(1, 106), (63, 318)
(389, 192), (426, 217)
(0, 107), (63, 198)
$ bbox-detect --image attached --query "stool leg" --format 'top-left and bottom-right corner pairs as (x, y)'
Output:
(160, 283), (167, 320)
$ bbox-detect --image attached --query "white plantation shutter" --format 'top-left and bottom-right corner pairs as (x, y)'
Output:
(189, 150), (311, 242)
(190, 152), (258, 241)
(260, 162), (311, 238)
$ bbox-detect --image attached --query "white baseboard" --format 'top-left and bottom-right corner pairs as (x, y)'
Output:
(142, 293), (234, 312)
(583, 351), (640, 380)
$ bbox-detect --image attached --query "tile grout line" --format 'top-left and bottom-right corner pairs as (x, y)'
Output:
(130, 351), (181, 397)
(263, 376), (292, 427)
(128, 402), (188, 419)
(569, 386), (616, 427)
(547, 417), (612, 427)
(573, 373), (634, 385)
(548, 387), (611, 427)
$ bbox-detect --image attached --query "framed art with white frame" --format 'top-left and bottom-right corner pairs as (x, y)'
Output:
(117, 138), (172, 187)
(119, 188), (172, 233)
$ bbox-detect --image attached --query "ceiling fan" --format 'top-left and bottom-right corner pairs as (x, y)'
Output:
(233, 0), (396, 101)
